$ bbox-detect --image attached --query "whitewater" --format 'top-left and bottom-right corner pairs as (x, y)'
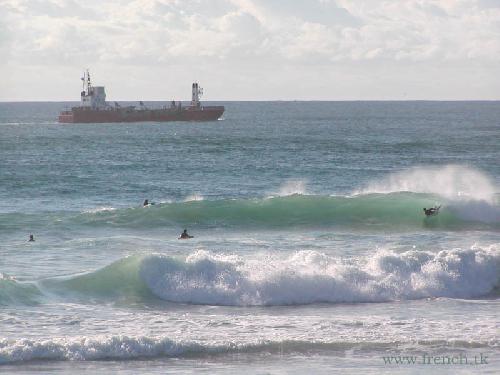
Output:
(0, 101), (499, 374)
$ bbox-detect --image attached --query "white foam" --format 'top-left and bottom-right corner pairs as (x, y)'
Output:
(158, 199), (173, 204)
(0, 272), (14, 280)
(0, 334), (497, 364)
(139, 245), (500, 306)
(0, 336), (224, 363)
(356, 165), (497, 203)
(270, 179), (308, 197)
(184, 194), (204, 202)
(83, 207), (116, 214)
(0, 273), (15, 281)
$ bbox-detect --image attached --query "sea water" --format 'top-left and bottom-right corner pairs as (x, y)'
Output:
(0, 101), (499, 374)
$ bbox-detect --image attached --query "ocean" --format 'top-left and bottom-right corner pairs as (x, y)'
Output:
(0, 101), (499, 374)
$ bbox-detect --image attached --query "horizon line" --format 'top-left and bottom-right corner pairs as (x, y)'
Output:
(1, 99), (500, 103)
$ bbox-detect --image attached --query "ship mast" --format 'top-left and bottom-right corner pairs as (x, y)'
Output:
(86, 69), (92, 96)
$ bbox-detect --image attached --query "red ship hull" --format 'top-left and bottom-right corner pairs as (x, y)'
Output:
(59, 106), (224, 123)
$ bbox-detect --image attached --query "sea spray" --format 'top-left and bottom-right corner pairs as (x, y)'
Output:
(184, 193), (204, 202)
(275, 180), (308, 197)
(357, 165), (497, 203)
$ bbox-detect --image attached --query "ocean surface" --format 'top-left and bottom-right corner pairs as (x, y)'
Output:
(0, 101), (499, 374)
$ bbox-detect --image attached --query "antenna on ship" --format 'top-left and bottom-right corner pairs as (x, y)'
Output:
(86, 69), (92, 95)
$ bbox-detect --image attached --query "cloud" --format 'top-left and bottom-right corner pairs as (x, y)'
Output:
(2, 0), (500, 64)
(1, 0), (499, 99)
(2, 0), (99, 19)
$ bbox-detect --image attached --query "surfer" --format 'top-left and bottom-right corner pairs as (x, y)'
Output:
(143, 199), (155, 206)
(179, 229), (193, 239)
(28, 234), (35, 242)
(423, 206), (441, 217)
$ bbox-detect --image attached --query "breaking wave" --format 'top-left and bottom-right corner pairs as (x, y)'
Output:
(0, 274), (41, 306)
(0, 336), (495, 364)
(3, 165), (498, 232)
(41, 245), (500, 306)
(75, 166), (498, 229)
(75, 192), (500, 230)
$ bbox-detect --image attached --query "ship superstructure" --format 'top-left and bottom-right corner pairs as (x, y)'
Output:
(58, 70), (224, 123)
(80, 71), (106, 109)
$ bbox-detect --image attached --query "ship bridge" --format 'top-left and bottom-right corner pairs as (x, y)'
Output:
(80, 71), (106, 109)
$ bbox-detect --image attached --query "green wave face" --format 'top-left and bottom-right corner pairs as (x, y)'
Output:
(0, 276), (41, 306)
(42, 255), (153, 303)
(76, 193), (499, 230)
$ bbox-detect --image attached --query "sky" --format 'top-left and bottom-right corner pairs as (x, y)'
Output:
(1, 0), (499, 101)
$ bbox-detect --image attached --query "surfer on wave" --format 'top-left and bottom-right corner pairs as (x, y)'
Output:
(423, 205), (441, 217)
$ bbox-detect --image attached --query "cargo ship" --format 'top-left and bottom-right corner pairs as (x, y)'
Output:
(58, 71), (224, 123)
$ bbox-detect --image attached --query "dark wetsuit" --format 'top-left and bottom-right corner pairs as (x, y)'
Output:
(179, 230), (193, 239)
(424, 206), (440, 216)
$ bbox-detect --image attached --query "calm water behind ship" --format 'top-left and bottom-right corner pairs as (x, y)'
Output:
(0, 101), (499, 373)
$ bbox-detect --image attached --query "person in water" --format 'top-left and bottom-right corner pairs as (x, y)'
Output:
(29, 234), (35, 242)
(143, 199), (149, 206)
(179, 229), (193, 239)
(423, 206), (440, 216)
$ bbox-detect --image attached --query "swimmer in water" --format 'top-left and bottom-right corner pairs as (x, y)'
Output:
(179, 229), (193, 239)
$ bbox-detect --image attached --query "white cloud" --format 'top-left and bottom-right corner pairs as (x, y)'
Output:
(1, 0), (499, 100)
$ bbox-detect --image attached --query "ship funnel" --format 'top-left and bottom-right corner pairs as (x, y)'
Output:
(191, 82), (203, 107)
